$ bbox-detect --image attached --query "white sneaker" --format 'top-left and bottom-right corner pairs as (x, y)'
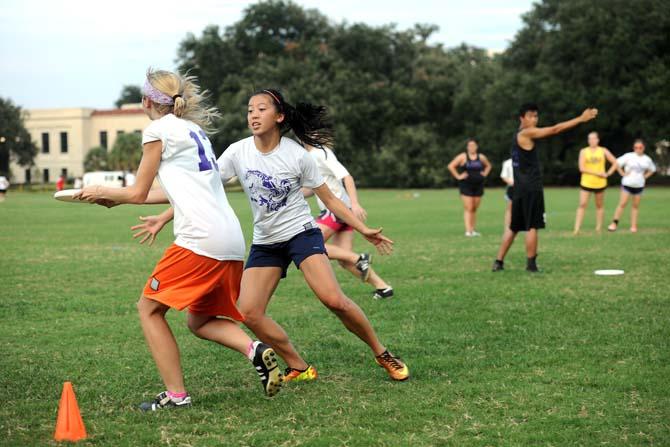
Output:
(465, 231), (473, 237)
(471, 231), (481, 237)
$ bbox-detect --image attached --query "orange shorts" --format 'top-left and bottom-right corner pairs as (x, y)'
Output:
(143, 244), (244, 320)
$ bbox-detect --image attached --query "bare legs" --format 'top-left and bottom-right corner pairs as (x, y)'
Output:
(236, 255), (388, 372)
(574, 190), (605, 234)
(319, 224), (390, 290)
(503, 200), (512, 231)
(609, 189), (641, 232)
(137, 297), (186, 393)
(631, 195), (641, 231)
(460, 195), (482, 234)
(236, 267), (309, 371)
(299, 254), (386, 356)
(137, 296), (253, 394)
(496, 229), (538, 262)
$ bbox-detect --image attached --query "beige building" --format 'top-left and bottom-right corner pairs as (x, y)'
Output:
(10, 104), (150, 184)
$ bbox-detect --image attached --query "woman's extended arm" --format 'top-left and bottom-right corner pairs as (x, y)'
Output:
(313, 184), (393, 255)
(76, 141), (162, 204)
(342, 175), (367, 222)
(448, 153), (467, 180)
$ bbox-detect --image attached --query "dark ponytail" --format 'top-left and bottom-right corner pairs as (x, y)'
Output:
(254, 89), (334, 148)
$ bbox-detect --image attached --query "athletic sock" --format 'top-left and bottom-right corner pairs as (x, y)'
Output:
(247, 341), (261, 361)
(167, 390), (188, 400)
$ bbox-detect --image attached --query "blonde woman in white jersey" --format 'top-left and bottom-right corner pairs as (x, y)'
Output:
(607, 139), (657, 233)
(76, 69), (282, 411)
(302, 144), (394, 300)
(138, 89), (409, 382)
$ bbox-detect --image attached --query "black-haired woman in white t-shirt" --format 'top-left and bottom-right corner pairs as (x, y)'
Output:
(140, 89), (410, 382)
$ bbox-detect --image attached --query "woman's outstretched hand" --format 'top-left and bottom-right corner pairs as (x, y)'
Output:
(361, 227), (394, 255)
(131, 215), (166, 245)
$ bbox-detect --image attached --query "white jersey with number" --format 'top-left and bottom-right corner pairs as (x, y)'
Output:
(309, 147), (351, 211)
(218, 136), (325, 245)
(617, 152), (656, 188)
(142, 114), (245, 261)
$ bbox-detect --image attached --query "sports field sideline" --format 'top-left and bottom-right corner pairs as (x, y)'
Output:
(1, 187), (668, 446)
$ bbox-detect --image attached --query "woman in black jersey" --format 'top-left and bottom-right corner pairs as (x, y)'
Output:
(448, 139), (492, 236)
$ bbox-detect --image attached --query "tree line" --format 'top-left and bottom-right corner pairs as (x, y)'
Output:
(2, 0), (668, 186)
(175, 0), (669, 187)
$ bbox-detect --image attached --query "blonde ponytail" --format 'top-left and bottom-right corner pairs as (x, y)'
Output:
(144, 68), (221, 134)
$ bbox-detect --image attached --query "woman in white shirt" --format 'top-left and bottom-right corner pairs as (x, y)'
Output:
(607, 139), (657, 233)
(76, 69), (282, 410)
(141, 89), (409, 382)
(303, 144), (394, 300)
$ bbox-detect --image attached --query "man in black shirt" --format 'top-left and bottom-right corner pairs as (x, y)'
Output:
(493, 104), (598, 272)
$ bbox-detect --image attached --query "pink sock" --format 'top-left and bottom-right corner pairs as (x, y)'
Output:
(167, 390), (188, 399)
(247, 341), (260, 360)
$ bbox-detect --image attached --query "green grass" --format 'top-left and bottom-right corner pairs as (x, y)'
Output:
(1, 187), (669, 446)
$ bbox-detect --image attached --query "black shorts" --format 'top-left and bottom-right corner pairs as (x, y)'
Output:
(580, 185), (607, 193)
(510, 190), (546, 232)
(459, 181), (484, 197)
(245, 228), (327, 279)
(622, 185), (644, 195)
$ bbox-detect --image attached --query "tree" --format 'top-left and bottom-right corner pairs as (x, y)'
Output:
(83, 147), (108, 172)
(173, 0), (668, 187)
(115, 85), (143, 108)
(0, 97), (37, 178)
(108, 133), (142, 171)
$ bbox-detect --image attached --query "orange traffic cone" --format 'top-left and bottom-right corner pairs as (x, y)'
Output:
(54, 382), (87, 442)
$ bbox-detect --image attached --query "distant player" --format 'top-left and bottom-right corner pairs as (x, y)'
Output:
(572, 132), (618, 234)
(303, 143), (394, 300)
(500, 158), (514, 230)
(492, 104), (598, 272)
(607, 139), (657, 233)
(448, 139), (492, 236)
(0, 175), (9, 202)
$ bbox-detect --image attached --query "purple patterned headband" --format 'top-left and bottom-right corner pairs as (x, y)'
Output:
(143, 79), (175, 105)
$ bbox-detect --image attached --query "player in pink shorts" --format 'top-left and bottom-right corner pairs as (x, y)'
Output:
(304, 144), (394, 300)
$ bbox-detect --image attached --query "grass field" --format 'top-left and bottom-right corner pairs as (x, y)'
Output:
(1, 187), (669, 446)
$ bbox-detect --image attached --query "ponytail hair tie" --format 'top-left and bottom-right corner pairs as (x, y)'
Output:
(172, 94), (182, 101)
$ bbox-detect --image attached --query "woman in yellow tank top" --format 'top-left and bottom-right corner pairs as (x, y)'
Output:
(573, 132), (618, 234)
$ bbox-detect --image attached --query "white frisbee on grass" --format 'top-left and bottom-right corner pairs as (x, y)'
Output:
(53, 189), (83, 203)
(594, 269), (624, 276)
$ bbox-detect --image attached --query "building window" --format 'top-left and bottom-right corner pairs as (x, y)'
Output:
(60, 132), (68, 153)
(100, 131), (108, 149)
(25, 169), (31, 184)
(41, 132), (50, 153)
(61, 168), (68, 178)
(43, 168), (49, 183)
(117, 130), (125, 136)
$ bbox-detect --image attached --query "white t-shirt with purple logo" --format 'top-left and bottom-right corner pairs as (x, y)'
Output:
(218, 136), (325, 245)
(617, 152), (656, 188)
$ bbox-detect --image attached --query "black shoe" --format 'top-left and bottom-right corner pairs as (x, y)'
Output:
(251, 342), (283, 397)
(373, 287), (394, 300)
(492, 260), (504, 272)
(139, 391), (191, 412)
(526, 258), (540, 273)
(355, 253), (372, 282)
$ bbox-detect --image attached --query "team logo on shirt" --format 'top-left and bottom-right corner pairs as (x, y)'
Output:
(245, 170), (291, 212)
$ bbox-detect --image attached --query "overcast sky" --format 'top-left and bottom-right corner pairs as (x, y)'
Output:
(0, 0), (535, 110)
